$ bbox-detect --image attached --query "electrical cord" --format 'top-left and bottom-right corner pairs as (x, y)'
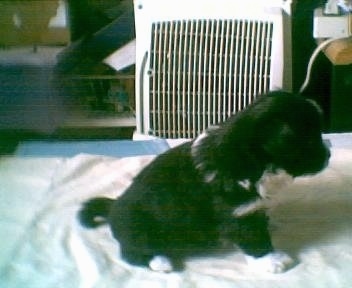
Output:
(299, 37), (343, 93)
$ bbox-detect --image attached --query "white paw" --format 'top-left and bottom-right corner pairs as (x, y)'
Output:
(149, 256), (173, 273)
(256, 169), (293, 199)
(245, 252), (296, 273)
(232, 198), (265, 218)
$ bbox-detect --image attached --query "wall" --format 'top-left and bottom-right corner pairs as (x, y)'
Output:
(0, 0), (69, 47)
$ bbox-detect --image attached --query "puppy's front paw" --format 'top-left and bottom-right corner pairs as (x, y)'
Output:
(245, 252), (296, 273)
(149, 255), (173, 273)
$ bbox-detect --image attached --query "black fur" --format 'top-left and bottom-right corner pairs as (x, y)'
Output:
(79, 197), (113, 228)
(79, 91), (330, 271)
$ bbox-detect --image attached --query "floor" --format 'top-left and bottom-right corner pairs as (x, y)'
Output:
(0, 46), (136, 156)
(14, 138), (170, 157)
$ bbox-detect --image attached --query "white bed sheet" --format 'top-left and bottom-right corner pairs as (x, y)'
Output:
(1, 148), (352, 288)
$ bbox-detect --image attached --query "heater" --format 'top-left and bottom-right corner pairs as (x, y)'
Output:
(134, 0), (292, 138)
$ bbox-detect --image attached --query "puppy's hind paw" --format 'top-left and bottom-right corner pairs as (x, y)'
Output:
(246, 252), (297, 273)
(149, 256), (173, 273)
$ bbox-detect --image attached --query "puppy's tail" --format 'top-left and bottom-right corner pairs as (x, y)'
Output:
(78, 197), (114, 228)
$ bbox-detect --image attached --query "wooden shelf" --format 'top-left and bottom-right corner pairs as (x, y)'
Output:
(61, 113), (136, 128)
(55, 113), (136, 139)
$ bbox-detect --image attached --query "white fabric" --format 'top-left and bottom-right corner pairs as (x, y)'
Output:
(1, 148), (352, 288)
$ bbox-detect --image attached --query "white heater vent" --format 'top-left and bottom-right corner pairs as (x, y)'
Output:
(135, 0), (292, 139)
(149, 19), (273, 138)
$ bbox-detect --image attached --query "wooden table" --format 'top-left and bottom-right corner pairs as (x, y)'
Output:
(323, 37), (352, 65)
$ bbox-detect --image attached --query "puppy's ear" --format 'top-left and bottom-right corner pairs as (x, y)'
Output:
(261, 122), (294, 155)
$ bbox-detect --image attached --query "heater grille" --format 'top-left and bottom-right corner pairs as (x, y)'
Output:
(148, 19), (274, 138)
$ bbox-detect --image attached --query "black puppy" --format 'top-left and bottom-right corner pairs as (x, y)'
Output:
(79, 91), (330, 273)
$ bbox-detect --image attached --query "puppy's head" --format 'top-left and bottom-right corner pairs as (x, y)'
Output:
(252, 91), (330, 177)
(191, 91), (330, 182)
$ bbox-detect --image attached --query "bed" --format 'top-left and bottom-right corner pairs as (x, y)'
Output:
(1, 135), (352, 288)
